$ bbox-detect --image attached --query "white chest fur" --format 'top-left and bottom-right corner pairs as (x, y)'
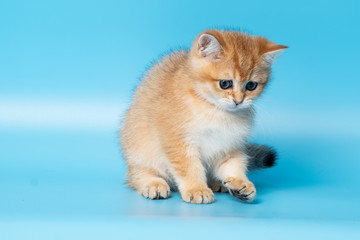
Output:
(187, 108), (253, 163)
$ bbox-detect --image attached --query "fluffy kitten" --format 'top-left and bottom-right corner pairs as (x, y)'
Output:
(120, 30), (286, 204)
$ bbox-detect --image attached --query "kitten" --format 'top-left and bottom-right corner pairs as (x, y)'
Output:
(120, 30), (286, 204)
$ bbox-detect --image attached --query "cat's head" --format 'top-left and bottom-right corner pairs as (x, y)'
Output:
(190, 30), (287, 112)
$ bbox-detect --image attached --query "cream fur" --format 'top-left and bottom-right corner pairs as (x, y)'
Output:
(120, 30), (286, 204)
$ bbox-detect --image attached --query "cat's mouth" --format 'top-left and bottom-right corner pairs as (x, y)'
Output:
(225, 102), (251, 112)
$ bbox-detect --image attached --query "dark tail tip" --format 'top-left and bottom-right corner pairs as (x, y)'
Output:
(246, 143), (278, 171)
(263, 147), (277, 168)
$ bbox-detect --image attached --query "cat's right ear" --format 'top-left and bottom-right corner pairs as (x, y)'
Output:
(197, 34), (223, 61)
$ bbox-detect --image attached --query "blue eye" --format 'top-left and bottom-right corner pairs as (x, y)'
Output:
(245, 81), (258, 91)
(219, 80), (233, 89)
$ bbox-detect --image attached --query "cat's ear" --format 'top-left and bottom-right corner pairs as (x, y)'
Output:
(262, 41), (287, 65)
(197, 33), (223, 60)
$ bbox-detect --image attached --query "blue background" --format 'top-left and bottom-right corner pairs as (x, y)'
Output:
(1, 0), (360, 239)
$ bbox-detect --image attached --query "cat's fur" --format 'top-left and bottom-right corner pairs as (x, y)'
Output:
(120, 30), (286, 204)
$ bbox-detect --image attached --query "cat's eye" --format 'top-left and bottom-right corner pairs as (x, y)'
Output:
(245, 81), (258, 91)
(219, 80), (233, 89)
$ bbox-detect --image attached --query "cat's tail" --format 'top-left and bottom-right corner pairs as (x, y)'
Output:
(245, 143), (277, 171)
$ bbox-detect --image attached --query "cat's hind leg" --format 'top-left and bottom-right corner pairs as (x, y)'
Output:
(208, 178), (228, 193)
(127, 166), (171, 199)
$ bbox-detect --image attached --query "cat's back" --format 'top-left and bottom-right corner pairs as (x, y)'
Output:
(123, 50), (190, 126)
(121, 51), (189, 139)
(121, 50), (190, 171)
(137, 50), (189, 99)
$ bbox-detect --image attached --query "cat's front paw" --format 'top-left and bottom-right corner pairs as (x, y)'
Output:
(140, 181), (171, 200)
(181, 187), (215, 204)
(223, 177), (256, 202)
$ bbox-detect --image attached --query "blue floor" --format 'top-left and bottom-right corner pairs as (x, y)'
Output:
(1, 128), (359, 239)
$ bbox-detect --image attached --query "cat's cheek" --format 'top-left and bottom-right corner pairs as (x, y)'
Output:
(216, 98), (234, 110)
(240, 101), (253, 109)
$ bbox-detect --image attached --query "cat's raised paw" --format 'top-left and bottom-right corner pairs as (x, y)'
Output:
(140, 181), (171, 200)
(223, 177), (256, 202)
(181, 187), (215, 204)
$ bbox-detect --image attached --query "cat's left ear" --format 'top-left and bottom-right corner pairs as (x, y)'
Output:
(262, 42), (288, 65)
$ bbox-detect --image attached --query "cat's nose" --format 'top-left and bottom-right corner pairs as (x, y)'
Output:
(234, 99), (244, 105)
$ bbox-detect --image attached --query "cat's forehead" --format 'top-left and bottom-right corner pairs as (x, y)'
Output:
(217, 52), (258, 80)
(232, 52), (256, 79)
(221, 35), (261, 79)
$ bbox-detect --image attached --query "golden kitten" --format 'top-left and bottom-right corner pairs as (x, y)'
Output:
(120, 29), (286, 204)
